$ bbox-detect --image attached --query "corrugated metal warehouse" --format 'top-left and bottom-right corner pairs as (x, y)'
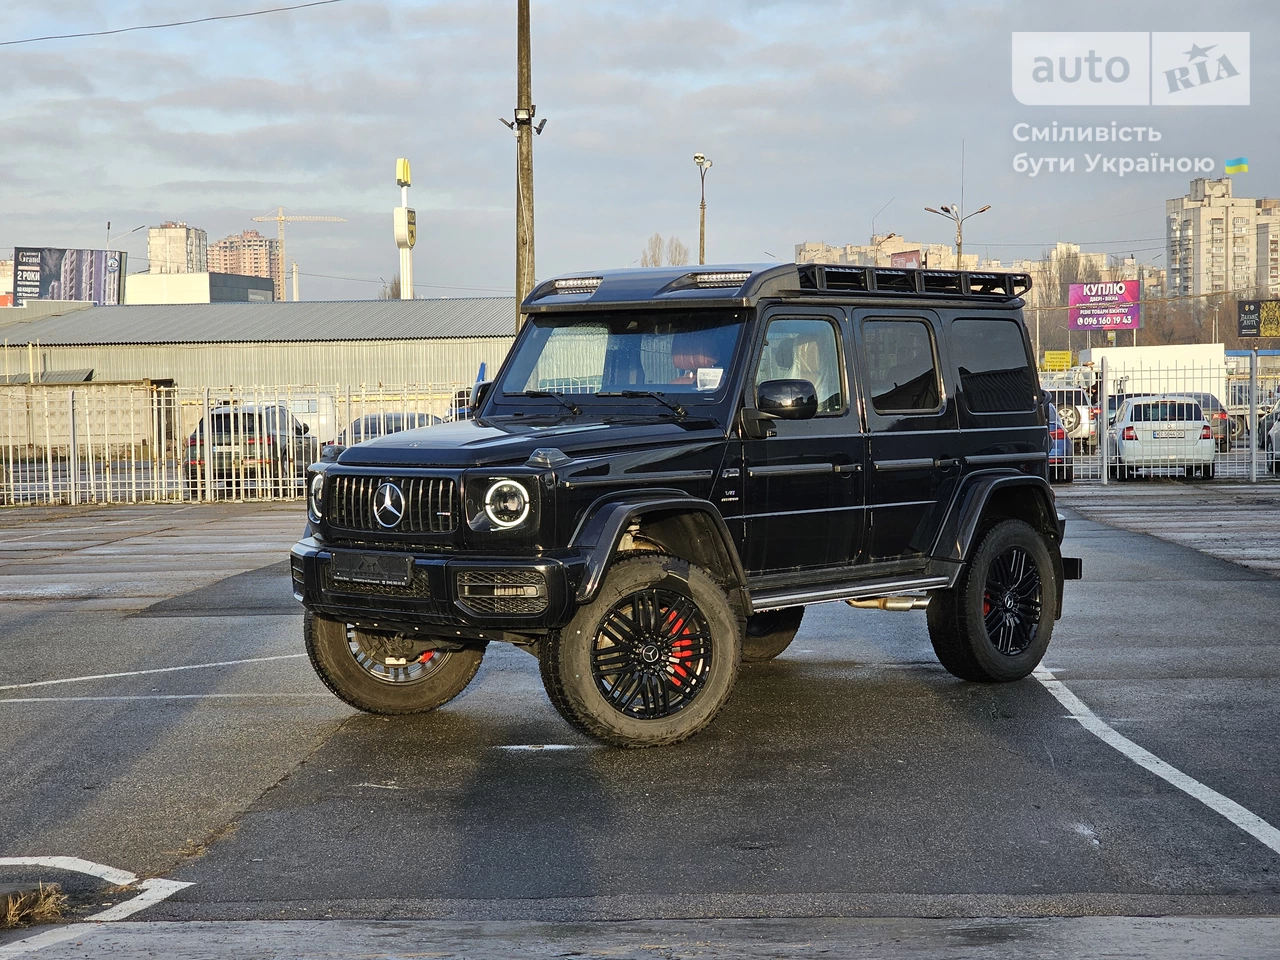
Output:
(0, 298), (518, 388)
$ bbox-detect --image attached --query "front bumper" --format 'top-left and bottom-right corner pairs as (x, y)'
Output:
(291, 538), (583, 636)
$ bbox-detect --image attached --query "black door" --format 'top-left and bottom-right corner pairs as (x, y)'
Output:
(741, 310), (866, 574)
(854, 310), (959, 564)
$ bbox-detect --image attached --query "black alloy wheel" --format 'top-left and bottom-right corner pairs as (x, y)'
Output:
(540, 554), (741, 748)
(926, 519), (1057, 682)
(980, 546), (1042, 657)
(589, 588), (712, 719)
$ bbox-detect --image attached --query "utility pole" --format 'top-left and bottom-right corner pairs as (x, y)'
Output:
(498, 1), (547, 327)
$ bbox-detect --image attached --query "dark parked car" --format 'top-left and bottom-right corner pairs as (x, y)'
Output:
(1048, 403), (1073, 483)
(336, 412), (440, 447)
(293, 264), (1081, 747)
(185, 404), (318, 496)
(1167, 392), (1236, 449)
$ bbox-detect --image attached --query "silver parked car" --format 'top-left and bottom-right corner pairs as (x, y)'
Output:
(1107, 395), (1216, 480)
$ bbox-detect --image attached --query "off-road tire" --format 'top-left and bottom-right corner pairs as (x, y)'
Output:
(540, 554), (741, 748)
(742, 607), (805, 662)
(305, 609), (485, 714)
(926, 519), (1057, 683)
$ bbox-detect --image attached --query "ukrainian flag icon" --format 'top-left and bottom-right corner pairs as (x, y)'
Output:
(1225, 157), (1250, 174)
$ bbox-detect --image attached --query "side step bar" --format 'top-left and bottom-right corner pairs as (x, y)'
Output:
(751, 575), (950, 613)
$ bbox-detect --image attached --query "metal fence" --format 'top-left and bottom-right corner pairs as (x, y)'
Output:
(1045, 354), (1280, 484)
(0, 381), (469, 506)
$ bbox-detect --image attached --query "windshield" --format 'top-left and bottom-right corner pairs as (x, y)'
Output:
(492, 309), (749, 413)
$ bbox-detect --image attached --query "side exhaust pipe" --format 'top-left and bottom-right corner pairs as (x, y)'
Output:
(846, 596), (930, 612)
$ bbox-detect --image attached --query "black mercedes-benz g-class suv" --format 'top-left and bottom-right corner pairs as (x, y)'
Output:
(292, 263), (1082, 747)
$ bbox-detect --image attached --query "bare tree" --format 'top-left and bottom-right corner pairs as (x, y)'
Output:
(640, 233), (664, 267)
(380, 276), (402, 300)
(1034, 247), (1103, 353)
(639, 233), (692, 267)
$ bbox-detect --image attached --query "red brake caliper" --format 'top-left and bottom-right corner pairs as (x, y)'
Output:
(983, 593), (992, 617)
(417, 651), (435, 664)
(664, 608), (694, 687)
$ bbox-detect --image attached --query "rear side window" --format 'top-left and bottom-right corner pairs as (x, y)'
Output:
(1132, 401), (1203, 422)
(951, 318), (1037, 413)
(862, 319), (941, 414)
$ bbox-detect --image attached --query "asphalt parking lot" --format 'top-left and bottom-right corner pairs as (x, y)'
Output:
(2, 486), (1279, 958)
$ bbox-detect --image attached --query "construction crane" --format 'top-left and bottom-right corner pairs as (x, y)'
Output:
(251, 207), (345, 301)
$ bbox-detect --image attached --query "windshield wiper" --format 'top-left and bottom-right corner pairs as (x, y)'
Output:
(504, 390), (582, 415)
(596, 391), (686, 417)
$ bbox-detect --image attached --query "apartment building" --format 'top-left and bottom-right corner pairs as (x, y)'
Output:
(147, 221), (207, 274)
(1166, 177), (1280, 299)
(207, 229), (283, 301)
(795, 237), (979, 271)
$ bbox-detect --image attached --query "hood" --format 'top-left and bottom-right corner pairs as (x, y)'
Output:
(335, 416), (724, 468)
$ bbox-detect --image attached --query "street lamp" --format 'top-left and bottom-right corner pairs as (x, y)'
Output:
(924, 203), (990, 268)
(694, 153), (713, 265)
(873, 232), (898, 267)
(106, 222), (146, 249)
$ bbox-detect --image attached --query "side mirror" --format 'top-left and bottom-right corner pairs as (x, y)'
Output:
(756, 379), (818, 421)
(301, 423), (310, 435)
(469, 381), (493, 418)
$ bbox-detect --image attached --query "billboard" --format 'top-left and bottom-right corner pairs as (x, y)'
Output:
(889, 249), (921, 268)
(12, 247), (127, 306)
(1068, 280), (1140, 331)
(1238, 300), (1280, 338)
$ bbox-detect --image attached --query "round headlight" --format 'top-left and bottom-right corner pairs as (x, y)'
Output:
(484, 479), (530, 529)
(309, 473), (324, 518)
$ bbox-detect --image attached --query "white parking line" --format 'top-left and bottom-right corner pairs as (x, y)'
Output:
(0, 858), (193, 958)
(0, 856), (136, 885)
(0, 654), (307, 692)
(1034, 666), (1280, 857)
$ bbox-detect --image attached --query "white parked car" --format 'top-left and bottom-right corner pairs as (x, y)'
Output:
(1107, 395), (1216, 480)
(1268, 417), (1280, 473)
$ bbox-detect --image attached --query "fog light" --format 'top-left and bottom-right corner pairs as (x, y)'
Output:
(456, 570), (548, 615)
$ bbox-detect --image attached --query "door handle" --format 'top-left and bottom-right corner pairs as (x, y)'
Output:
(934, 457), (961, 469)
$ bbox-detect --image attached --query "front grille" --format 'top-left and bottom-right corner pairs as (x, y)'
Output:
(328, 474), (458, 534)
(456, 569), (548, 616)
(323, 563), (433, 599)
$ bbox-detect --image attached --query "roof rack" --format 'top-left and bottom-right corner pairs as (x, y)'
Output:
(797, 264), (1031, 300)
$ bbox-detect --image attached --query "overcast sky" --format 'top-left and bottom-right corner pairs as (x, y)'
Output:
(1, 0), (1275, 300)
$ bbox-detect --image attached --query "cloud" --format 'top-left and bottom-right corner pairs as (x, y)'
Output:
(1, 0), (1278, 302)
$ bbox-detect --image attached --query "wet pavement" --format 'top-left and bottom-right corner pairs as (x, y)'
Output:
(1, 491), (1278, 957)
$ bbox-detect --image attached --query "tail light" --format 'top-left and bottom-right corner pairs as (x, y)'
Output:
(1091, 407), (1100, 417)
(1122, 426), (1138, 441)
(1201, 425), (1213, 440)
(1049, 426), (1067, 441)
(1215, 411), (1228, 420)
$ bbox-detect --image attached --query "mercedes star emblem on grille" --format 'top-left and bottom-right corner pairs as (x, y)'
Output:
(373, 481), (406, 529)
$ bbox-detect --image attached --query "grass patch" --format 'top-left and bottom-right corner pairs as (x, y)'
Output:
(2, 883), (69, 929)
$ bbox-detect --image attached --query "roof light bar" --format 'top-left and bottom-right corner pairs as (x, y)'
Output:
(692, 271), (751, 287)
(553, 276), (602, 293)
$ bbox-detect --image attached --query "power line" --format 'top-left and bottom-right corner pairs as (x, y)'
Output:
(0, 0), (349, 48)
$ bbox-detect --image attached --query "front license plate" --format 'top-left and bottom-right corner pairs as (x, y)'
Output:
(331, 552), (413, 587)
(1153, 430), (1184, 439)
